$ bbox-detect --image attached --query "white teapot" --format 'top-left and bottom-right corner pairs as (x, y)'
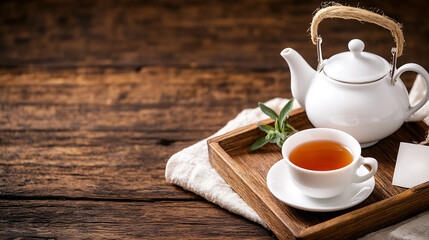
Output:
(280, 6), (429, 147)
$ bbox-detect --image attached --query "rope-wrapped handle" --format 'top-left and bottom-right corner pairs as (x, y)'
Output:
(310, 4), (404, 57)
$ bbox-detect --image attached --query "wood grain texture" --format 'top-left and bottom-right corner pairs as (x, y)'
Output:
(0, 67), (290, 200)
(0, 200), (274, 239)
(0, 67), (289, 238)
(208, 110), (429, 239)
(1, 0), (429, 73)
(0, 66), (285, 138)
(1, 0), (429, 239)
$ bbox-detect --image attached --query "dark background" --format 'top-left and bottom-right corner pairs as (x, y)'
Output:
(1, 0), (428, 238)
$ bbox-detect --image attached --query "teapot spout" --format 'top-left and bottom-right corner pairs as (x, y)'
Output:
(280, 48), (316, 108)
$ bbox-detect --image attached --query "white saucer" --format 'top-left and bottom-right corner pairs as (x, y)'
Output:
(267, 160), (375, 212)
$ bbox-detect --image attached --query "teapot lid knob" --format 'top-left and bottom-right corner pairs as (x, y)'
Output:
(348, 39), (365, 56)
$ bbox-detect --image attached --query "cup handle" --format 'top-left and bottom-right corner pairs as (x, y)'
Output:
(353, 157), (378, 183)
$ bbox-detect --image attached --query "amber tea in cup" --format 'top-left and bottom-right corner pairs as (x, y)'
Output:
(282, 128), (378, 198)
(289, 140), (353, 171)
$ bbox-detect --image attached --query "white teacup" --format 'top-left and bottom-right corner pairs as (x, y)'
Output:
(282, 128), (378, 198)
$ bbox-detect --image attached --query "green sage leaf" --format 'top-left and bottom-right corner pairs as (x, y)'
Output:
(258, 102), (278, 120)
(279, 98), (294, 125)
(275, 118), (280, 131)
(250, 137), (269, 151)
(250, 99), (298, 151)
(269, 135), (279, 143)
(257, 123), (274, 134)
(286, 123), (297, 133)
(265, 130), (276, 141)
(276, 137), (283, 148)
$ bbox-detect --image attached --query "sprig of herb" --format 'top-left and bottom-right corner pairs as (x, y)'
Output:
(250, 98), (298, 151)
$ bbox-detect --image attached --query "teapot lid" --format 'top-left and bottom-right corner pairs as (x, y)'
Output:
(323, 39), (391, 83)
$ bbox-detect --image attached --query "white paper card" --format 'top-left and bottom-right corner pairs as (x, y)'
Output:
(392, 142), (429, 188)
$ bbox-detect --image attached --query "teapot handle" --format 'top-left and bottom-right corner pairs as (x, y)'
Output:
(392, 63), (429, 118)
(310, 4), (404, 56)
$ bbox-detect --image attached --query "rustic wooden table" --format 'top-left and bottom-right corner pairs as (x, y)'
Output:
(1, 0), (428, 239)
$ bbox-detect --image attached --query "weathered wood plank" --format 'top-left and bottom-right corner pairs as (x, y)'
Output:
(0, 200), (274, 239)
(0, 122), (213, 200)
(0, 139), (194, 199)
(0, 67), (290, 199)
(0, 67), (290, 103)
(0, 0), (428, 70)
(0, 67), (292, 132)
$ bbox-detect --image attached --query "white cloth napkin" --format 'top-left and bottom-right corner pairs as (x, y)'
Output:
(165, 75), (429, 238)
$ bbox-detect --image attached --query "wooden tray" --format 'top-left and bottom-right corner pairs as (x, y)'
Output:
(208, 108), (429, 240)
